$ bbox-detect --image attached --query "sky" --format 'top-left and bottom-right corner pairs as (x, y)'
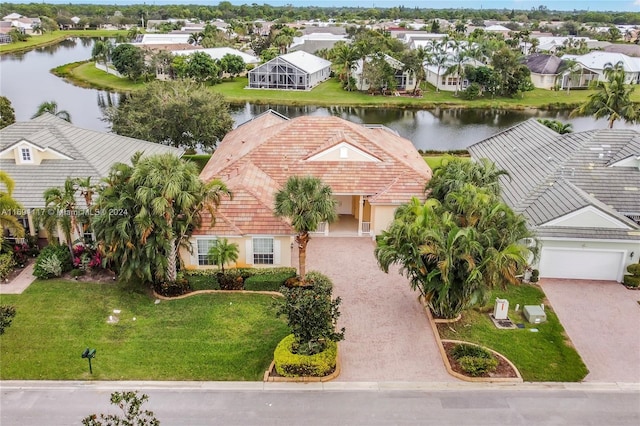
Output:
(6, 1), (640, 13)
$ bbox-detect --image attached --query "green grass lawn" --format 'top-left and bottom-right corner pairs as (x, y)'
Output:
(438, 284), (588, 382)
(0, 30), (128, 54)
(56, 64), (640, 109)
(0, 279), (288, 380)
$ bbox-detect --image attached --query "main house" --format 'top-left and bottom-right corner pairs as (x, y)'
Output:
(468, 119), (640, 282)
(182, 111), (432, 269)
(248, 51), (331, 90)
(352, 53), (418, 93)
(0, 114), (181, 244)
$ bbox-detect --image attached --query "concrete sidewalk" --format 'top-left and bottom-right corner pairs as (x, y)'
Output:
(302, 237), (454, 382)
(0, 263), (35, 295)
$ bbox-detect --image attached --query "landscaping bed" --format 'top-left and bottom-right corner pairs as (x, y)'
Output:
(442, 341), (519, 379)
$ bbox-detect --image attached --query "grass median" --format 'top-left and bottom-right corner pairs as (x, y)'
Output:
(437, 283), (588, 382)
(0, 279), (288, 380)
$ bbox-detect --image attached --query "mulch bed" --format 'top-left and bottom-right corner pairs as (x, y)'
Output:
(442, 341), (518, 379)
(62, 269), (117, 284)
(1, 259), (32, 285)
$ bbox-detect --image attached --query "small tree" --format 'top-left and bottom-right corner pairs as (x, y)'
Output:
(0, 305), (16, 335)
(82, 391), (159, 426)
(277, 271), (344, 355)
(207, 238), (239, 274)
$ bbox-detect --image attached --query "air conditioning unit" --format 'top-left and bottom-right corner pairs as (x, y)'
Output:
(493, 298), (509, 320)
(524, 305), (547, 323)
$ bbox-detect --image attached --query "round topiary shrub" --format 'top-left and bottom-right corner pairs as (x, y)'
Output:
(274, 334), (337, 377)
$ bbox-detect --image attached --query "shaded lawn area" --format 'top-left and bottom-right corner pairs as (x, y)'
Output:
(438, 283), (588, 382)
(0, 280), (288, 381)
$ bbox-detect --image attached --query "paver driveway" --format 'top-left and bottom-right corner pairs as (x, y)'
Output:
(301, 237), (453, 382)
(540, 279), (640, 383)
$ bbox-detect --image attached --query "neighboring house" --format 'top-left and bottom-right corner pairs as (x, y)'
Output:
(289, 33), (349, 54)
(522, 54), (566, 89)
(424, 57), (483, 92)
(132, 33), (192, 45)
(0, 114), (181, 244)
(353, 53), (417, 92)
(562, 51), (640, 85)
(183, 110), (432, 270)
(468, 119), (640, 282)
(604, 43), (640, 58)
(248, 51), (331, 90)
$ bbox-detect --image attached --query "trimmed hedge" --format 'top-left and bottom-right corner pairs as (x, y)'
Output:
(245, 272), (296, 292)
(627, 263), (640, 275)
(184, 267), (296, 292)
(623, 275), (640, 288)
(273, 334), (337, 377)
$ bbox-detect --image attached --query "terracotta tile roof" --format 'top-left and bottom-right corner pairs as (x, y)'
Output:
(198, 111), (431, 235)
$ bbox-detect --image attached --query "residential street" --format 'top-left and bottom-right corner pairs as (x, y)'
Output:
(1, 381), (639, 426)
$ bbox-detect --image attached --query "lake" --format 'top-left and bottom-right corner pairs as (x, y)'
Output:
(1, 37), (638, 150)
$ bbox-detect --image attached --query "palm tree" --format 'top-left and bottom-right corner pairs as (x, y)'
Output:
(132, 154), (230, 283)
(39, 178), (82, 254)
(31, 101), (71, 123)
(274, 176), (337, 281)
(537, 119), (573, 134)
(207, 238), (239, 274)
(0, 171), (25, 245)
(91, 39), (113, 68)
(571, 61), (639, 128)
(354, 39), (373, 91)
(425, 156), (509, 200)
(427, 39), (449, 93)
(332, 42), (359, 90)
(444, 41), (469, 96)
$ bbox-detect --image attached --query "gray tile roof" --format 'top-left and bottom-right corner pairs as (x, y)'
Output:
(468, 118), (640, 240)
(523, 54), (564, 75)
(0, 114), (182, 208)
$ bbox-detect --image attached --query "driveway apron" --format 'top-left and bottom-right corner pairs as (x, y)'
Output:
(300, 237), (453, 382)
(540, 279), (640, 383)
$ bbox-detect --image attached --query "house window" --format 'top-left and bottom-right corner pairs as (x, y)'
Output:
(340, 147), (348, 158)
(253, 237), (274, 264)
(20, 147), (32, 163)
(197, 238), (217, 266)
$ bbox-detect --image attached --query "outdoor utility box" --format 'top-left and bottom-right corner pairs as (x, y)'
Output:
(493, 298), (509, 320)
(524, 305), (547, 324)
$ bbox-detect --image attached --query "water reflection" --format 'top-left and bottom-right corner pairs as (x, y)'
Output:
(2, 38), (638, 150)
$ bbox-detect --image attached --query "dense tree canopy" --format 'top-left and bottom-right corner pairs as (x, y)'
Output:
(0, 97), (16, 129)
(106, 80), (234, 151)
(110, 44), (147, 81)
(376, 157), (537, 319)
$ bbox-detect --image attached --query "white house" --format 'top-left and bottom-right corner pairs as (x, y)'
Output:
(173, 47), (259, 65)
(469, 119), (640, 282)
(352, 53), (417, 92)
(562, 51), (640, 85)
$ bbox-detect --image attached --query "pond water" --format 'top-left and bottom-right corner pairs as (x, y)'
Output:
(2, 38), (637, 150)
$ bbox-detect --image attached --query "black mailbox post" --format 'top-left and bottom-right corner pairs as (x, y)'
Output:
(81, 347), (96, 374)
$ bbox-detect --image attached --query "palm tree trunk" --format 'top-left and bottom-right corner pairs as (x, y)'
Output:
(167, 238), (178, 283)
(296, 232), (310, 281)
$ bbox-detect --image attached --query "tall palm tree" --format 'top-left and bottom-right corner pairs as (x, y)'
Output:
(132, 153), (230, 283)
(332, 42), (359, 89)
(354, 39), (373, 91)
(0, 171), (25, 245)
(274, 176), (337, 281)
(444, 41), (469, 96)
(31, 101), (72, 123)
(91, 39), (113, 68)
(571, 61), (639, 128)
(427, 39), (449, 93)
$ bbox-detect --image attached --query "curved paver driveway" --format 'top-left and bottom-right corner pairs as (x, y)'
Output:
(300, 237), (453, 382)
(540, 279), (640, 383)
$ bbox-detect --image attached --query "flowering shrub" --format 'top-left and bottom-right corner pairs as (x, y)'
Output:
(12, 243), (29, 265)
(72, 245), (103, 271)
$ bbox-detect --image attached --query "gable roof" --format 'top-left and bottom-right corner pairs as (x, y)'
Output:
(198, 112), (432, 236)
(523, 54), (564, 75)
(563, 51), (640, 73)
(0, 114), (182, 208)
(276, 51), (332, 74)
(468, 119), (640, 240)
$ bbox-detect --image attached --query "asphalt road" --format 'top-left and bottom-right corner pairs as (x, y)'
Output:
(1, 381), (639, 426)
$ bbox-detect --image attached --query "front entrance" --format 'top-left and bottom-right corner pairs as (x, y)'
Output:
(314, 195), (372, 236)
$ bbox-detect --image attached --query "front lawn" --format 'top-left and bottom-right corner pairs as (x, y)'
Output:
(437, 283), (588, 382)
(0, 280), (288, 380)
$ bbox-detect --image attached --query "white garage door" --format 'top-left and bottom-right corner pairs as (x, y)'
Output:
(539, 248), (624, 281)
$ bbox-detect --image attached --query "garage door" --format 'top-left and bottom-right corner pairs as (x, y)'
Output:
(539, 248), (624, 281)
